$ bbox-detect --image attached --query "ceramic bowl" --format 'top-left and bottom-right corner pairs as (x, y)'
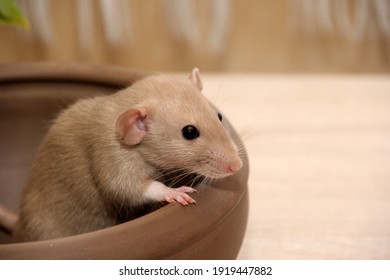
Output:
(0, 63), (249, 259)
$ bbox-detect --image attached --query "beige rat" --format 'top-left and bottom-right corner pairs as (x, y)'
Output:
(11, 68), (243, 242)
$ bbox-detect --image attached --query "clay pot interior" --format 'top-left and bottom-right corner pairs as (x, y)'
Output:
(0, 63), (249, 259)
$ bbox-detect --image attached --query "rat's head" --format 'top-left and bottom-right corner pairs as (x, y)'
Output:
(115, 68), (243, 179)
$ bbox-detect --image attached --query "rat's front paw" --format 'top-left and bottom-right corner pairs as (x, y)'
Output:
(164, 186), (197, 206)
(144, 181), (197, 206)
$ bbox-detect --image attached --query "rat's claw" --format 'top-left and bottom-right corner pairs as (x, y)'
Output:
(165, 197), (175, 203)
(176, 186), (198, 193)
(164, 186), (197, 206)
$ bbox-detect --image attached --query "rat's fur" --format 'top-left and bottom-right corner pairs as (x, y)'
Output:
(12, 69), (242, 242)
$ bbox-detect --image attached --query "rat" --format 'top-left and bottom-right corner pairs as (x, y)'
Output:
(10, 68), (243, 242)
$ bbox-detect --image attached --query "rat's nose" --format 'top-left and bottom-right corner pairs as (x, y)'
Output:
(226, 158), (243, 174)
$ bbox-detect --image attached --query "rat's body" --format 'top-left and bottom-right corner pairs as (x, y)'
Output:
(12, 69), (242, 242)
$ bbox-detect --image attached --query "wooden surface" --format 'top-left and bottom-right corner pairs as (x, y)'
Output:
(200, 74), (390, 259)
(1, 0), (389, 73)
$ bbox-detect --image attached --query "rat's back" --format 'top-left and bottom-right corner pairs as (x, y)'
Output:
(13, 96), (119, 241)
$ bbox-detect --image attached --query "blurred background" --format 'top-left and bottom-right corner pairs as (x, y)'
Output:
(0, 0), (389, 72)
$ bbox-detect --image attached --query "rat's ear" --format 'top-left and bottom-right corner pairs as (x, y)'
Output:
(115, 107), (148, 146)
(188, 67), (203, 91)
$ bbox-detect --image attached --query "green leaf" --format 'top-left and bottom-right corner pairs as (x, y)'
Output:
(0, 0), (29, 28)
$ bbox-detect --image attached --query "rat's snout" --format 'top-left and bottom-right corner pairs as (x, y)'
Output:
(226, 157), (243, 174)
(203, 149), (243, 179)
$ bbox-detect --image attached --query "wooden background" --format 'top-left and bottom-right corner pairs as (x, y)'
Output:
(0, 0), (389, 72)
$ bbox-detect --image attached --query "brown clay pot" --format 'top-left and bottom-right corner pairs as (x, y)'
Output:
(0, 63), (249, 259)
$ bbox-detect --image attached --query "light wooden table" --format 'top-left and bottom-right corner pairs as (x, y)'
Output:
(201, 74), (390, 260)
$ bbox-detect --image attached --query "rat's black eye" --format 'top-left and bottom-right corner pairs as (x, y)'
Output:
(182, 125), (200, 140)
(217, 112), (223, 122)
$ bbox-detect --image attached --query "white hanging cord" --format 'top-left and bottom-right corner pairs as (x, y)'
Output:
(301, 0), (316, 34)
(26, 0), (53, 44)
(76, 0), (94, 52)
(316, 0), (333, 34)
(289, 0), (390, 40)
(335, 0), (369, 42)
(288, 0), (300, 33)
(290, 0), (329, 35)
(374, 0), (390, 36)
(165, 0), (199, 46)
(119, 0), (135, 45)
(208, 0), (230, 54)
(99, 0), (125, 46)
